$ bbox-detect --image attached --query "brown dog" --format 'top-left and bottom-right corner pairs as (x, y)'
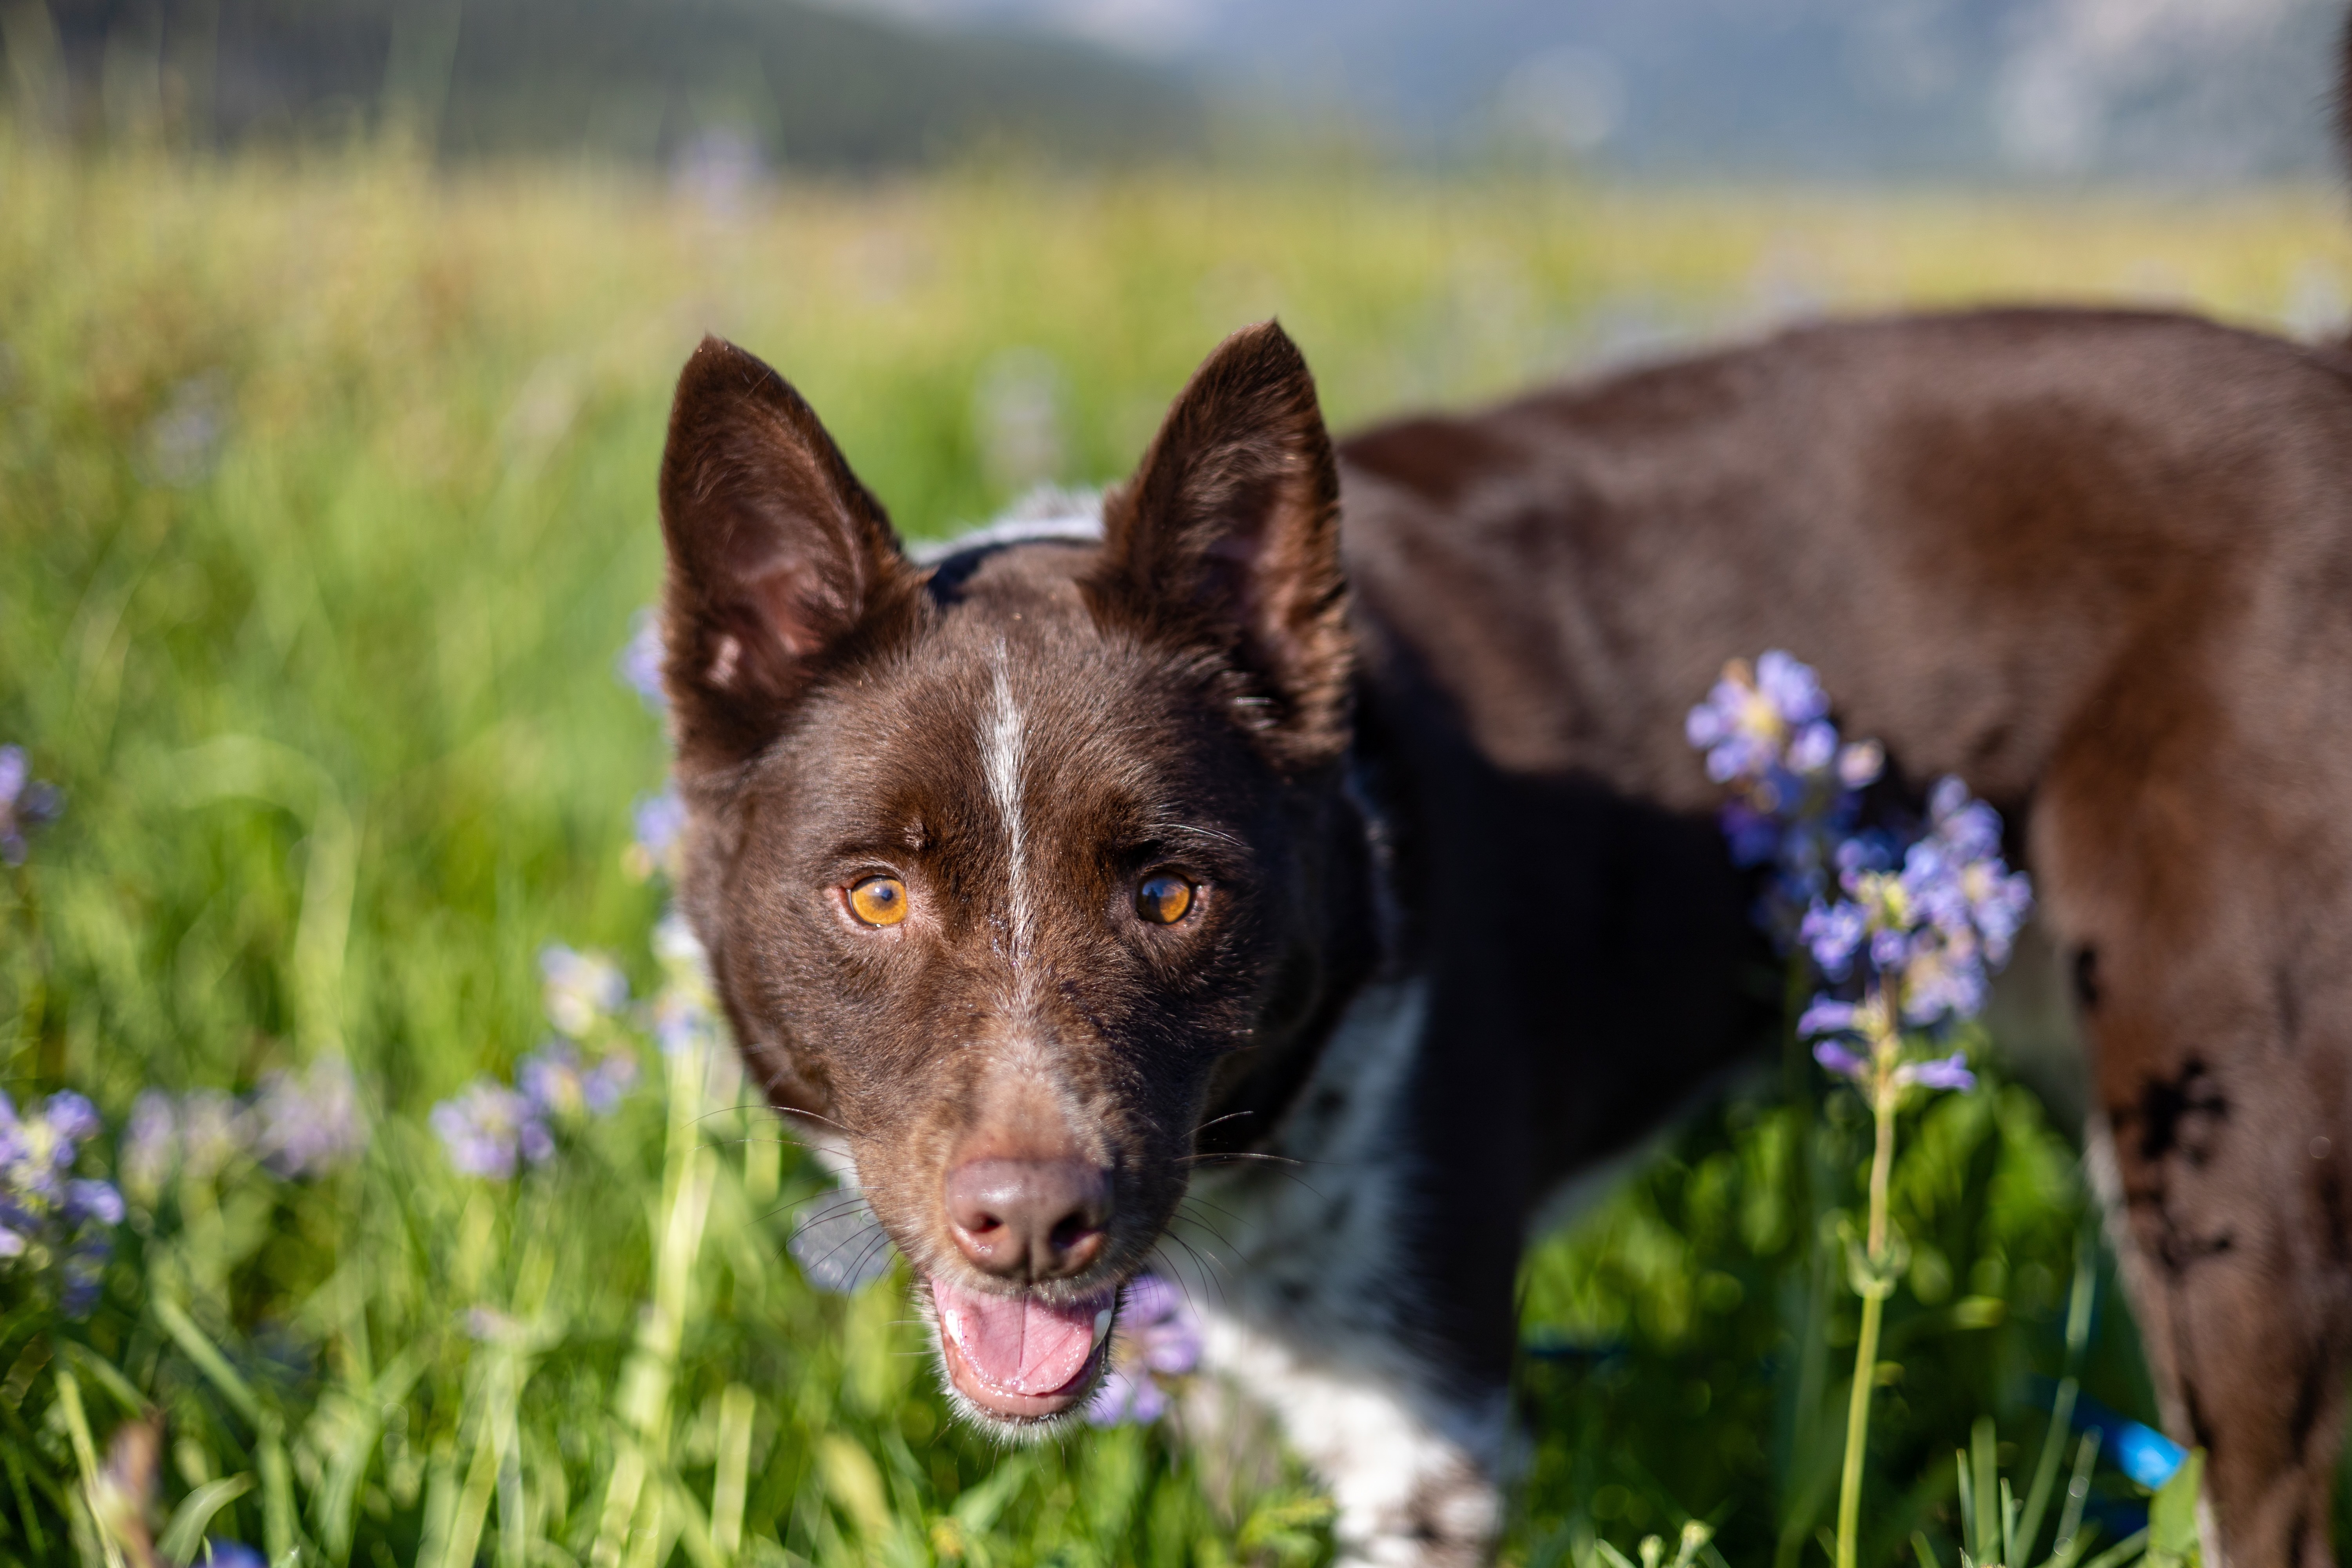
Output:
(653, 129), (2352, 1568)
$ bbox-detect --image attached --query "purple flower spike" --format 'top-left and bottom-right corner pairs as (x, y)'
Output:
(617, 611), (668, 711)
(249, 1061), (367, 1178)
(123, 1092), (177, 1199)
(1084, 1272), (1202, 1426)
(431, 1082), (539, 1180)
(1898, 1052), (1976, 1093)
(0, 746), (62, 866)
(1755, 651), (1830, 728)
(628, 788), (688, 882)
(65, 1180), (124, 1226)
(1786, 721), (1838, 774)
(518, 1041), (638, 1122)
(1800, 902), (1866, 979)
(541, 945), (628, 1038)
(1836, 740), (1884, 790)
(42, 1092), (99, 1145)
(1813, 1040), (1868, 1080)
(1797, 996), (1858, 1038)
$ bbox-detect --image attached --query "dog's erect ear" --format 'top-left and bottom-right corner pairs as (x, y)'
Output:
(1091, 321), (1350, 768)
(659, 336), (918, 775)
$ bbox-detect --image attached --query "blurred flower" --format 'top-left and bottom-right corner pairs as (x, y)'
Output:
(0, 1090), (122, 1317)
(1085, 1273), (1201, 1427)
(248, 1060), (366, 1178)
(120, 1066), (367, 1199)
(1683, 653), (1880, 929)
(1699, 655), (2028, 1105)
(649, 913), (720, 1056)
(465, 1305), (518, 1341)
(1896, 1052), (1976, 1093)
(541, 944), (628, 1038)
(517, 1040), (639, 1121)
(122, 1091), (177, 1203)
(179, 1089), (247, 1182)
(435, 1029), (638, 1180)
(203, 1542), (267, 1568)
(430, 1082), (547, 1181)
(143, 372), (230, 487)
(617, 610), (666, 711)
(0, 745), (64, 867)
(622, 786), (687, 882)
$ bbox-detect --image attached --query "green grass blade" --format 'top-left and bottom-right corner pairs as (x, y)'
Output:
(2045, 1430), (2102, 1568)
(1956, 1450), (1976, 1564)
(152, 1301), (263, 1428)
(710, 1384), (755, 1561)
(156, 1474), (255, 1564)
(2077, 1527), (2149, 1568)
(1972, 1419), (1998, 1568)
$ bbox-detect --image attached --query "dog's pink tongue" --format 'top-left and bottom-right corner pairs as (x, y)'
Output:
(930, 1276), (1108, 1396)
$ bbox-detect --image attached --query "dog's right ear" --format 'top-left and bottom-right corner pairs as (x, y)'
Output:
(658, 336), (918, 776)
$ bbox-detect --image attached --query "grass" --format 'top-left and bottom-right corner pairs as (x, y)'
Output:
(4, 132), (2350, 1565)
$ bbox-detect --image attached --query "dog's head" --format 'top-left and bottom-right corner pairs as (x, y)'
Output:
(655, 323), (1366, 1427)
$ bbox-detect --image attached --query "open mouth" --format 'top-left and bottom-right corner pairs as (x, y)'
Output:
(928, 1272), (1117, 1421)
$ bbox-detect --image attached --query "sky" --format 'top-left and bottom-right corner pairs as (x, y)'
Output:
(822, 0), (2348, 177)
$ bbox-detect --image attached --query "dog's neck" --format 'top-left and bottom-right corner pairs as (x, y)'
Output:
(1193, 744), (1392, 1156)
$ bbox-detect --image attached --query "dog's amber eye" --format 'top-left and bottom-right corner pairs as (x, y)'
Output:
(848, 876), (909, 927)
(1135, 872), (1194, 925)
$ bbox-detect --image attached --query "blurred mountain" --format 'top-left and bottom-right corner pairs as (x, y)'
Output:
(844, 0), (2350, 178)
(1, 0), (1204, 168)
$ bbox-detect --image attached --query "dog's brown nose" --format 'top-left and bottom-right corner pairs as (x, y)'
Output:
(944, 1158), (1111, 1282)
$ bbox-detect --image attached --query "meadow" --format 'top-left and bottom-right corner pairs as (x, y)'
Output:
(4, 132), (2351, 1566)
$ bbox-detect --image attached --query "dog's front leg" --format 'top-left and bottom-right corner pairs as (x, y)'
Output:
(1192, 1301), (1507, 1567)
(1165, 979), (1510, 1565)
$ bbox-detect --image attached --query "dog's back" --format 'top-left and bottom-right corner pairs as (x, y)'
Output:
(1335, 306), (2352, 1564)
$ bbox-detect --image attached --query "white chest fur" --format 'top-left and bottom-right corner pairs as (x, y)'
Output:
(1158, 977), (1506, 1567)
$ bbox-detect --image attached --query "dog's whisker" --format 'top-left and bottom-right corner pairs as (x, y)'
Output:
(1174, 1191), (1250, 1228)
(1176, 1150), (1305, 1167)
(1171, 1205), (1243, 1259)
(1160, 1231), (1231, 1311)
(1189, 1109), (1256, 1139)
(777, 1194), (873, 1227)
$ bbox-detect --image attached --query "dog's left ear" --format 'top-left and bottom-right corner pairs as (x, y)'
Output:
(1091, 321), (1350, 769)
(658, 336), (920, 777)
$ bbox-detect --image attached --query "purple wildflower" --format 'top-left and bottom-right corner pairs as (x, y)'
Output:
(1719, 801), (1783, 867)
(617, 611), (667, 711)
(65, 1180), (124, 1226)
(624, 787), (688, 882)
(1786, 720), (1838, 774)
(650, 913), (720, 1056)
(0, 745), (63, 866)
(0, 1090), (122, 1317)
(1813, 1040), (1867, 1080)
(541, 944), (628, 1038)
(122, 1092), (177, 1201)
(430, 1082), (545, 1181)
(42, 1091), (98, 1144)
(1797, 996), (1860, 1038)
(1837, 740), (1885, 790)
(1755, 650), (1831, 727)
(1085, 1273), (1203, 1426)
(1896, 1052), (1977, 1093)
(1800, 902), (1866, 979)
(517, 1040), (639, 1120)
(248, 1060), (366, 1178)
(178, 1089), (246, 1181)
(1685, 652), (1877, 932)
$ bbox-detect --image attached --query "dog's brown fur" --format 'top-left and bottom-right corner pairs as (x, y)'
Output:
(657, 148), (2352, 1568)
